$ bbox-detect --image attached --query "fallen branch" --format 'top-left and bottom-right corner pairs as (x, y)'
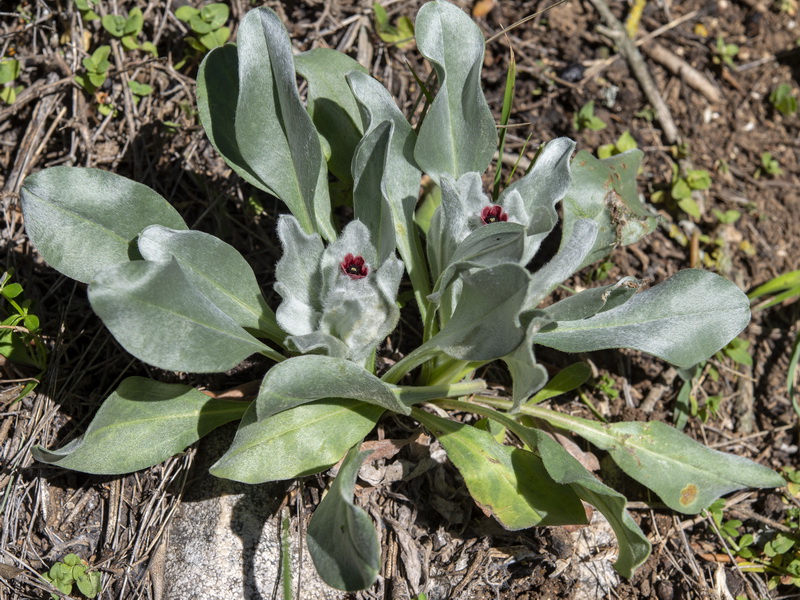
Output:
(642, 42), (722, 103)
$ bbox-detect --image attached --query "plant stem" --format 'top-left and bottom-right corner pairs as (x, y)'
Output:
(394, 379), (486, 406)
(381, 345), (438, 384)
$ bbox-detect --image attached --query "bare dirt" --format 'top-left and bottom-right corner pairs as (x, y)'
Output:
(1, 0), (799, 599)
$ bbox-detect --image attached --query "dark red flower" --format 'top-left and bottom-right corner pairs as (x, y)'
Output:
(480, 204), (508, 225)
(340, 253), (368, 279)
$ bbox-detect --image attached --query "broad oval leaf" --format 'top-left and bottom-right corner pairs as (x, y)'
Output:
(138, 225), (280, 339)
(560, 150), (656, 270)
(20, 167), (187, 283)
(554, 416), (786, 514)
(88, 259), (268, 373)
(426, 263), (532, 361)
(32, 377), (247, 474)
(256, 355), (409, 420)
(210, 400), (383, 483)
(543, 277), (640, 322)
(414, 409), (586, 529)
(294, 48), (367, 184)
(307, 446), (381, 591)
(534, 269), (751, 368)
(414, 0), (497, 182)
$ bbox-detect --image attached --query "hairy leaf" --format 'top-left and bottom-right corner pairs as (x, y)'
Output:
(307, 446), (381, 591)
(534, 269), (751, 367)
(32, 377), (247, 474)
(88, 260), (267, 372)
(20, 167), (187, 283)
(210, 400), (383, 483)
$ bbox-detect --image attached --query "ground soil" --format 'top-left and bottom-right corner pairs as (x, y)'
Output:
(1, 0), (799, 599)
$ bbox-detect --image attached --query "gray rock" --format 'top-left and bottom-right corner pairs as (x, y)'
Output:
(164, 425), (345, 600)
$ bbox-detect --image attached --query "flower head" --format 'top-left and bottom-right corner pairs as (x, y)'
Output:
(480, 204), (508, 225)
(274, 216), (403, 366)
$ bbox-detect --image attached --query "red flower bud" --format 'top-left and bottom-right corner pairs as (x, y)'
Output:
(340, 253), (368, 279)
(480, 204), (508, 225)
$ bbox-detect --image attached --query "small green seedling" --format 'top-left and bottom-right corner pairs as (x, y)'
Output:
(0, 58), (23, 104)
(102, 7), (157, 56)
(128, 80), (153, 105)
(0, 270), (47, 399)
(42, 554), (101, 599)
(175, 3), (230, 59)
(719, 336), (753, 367)
(75, 45), (111, 94)
(755, 152), (783, 178)
(573, 100), (607, 132)
(597, 130), (637, 159)
(712, 208), (741, 224)
(373, 3), (415, 49)
(653, 163), (712, 219)
(770, 83), (798, 116)
(713, 35), (739, 67)
(73, 0), (99, 21)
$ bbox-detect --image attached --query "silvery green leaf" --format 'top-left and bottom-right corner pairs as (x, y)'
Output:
(561, 150), (656, 270)
(526, 218), (598, 307)
(427, 172), (490, 281)
(210, 400), (383, 483)
(352, 121), (396, 264)
(347, 71), (428, 305)
(429, 221), (526, 304)
(307, 446), (381, 591)
(230, 8), (334, 239)
(255, 355), (409, 420)
(414, 1), (497, 182)
(294, 48), (367, 184)
(319, 220), (378, 295)
(424, 263), (532, 361)
(32, 377), (247, 474)
(138, 225), (279, 339)
(534, 269), (751, 368)
(20, 167), (187, 283)
(501, 311), (552, 410)
(284, 331), (349, 358)
(318, 254), (403, 366)
(543, 277), (640, 322)
(275, 215), (325, 337)
(88, 259), (268, 372)
(498, 137), (576, 263)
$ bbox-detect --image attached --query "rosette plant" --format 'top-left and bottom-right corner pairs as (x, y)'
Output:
(20, 0), (783, 592)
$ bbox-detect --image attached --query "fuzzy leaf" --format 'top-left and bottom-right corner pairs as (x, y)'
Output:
(543, 277), (640, 322)
(294, 48), (367, 184)
(534, 269), (751, 368)
(413, 0), (497, 182)
(256, 355), (409, 420)
(32, 377), (247, 474)
(307, 446), (381, 591)
(561, 150), (656, 269)
(210, 400), (383, 483)
(20, 168), (187, 283)
(88, 259), (268, 372)
(414, 410), (586, 528)
(138, 225), (279, 337)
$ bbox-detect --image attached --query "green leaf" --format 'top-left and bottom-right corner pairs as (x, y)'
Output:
(88, 259), (268, 373)
(209, 7), (333, 239)
(174, 5), (198, 21)
(526, 362), (592, 405)
(461, 404), (650, 577)
(101, 14), (126, 37)
(413, 0), (497, 182)
(534, 269), (751, 368)
(201, 3), (229, 28)
(561, 150), (655, 270)
(123, 7), (143, 35)
(199, 28), (228, 50)
(533, 409), (785, 514)
(351, 121), (396, 263)
(677, 196), (701, 219)
(76, 571), (101, 598)
(294, 48), (367, 185)
(1, 282), (22, 298)
(543, 277), (640, 322)
(210, 400), (383, 483)
(138, 225), (280, 338)
(32, 377), (247, 474)
(307, 446), (381, 591)
(20, 167), (187, 283)
(413, 409), (586, 529)
(0, 59), (20, 84)
(256, 355), (409, 420)
(425, 263), (532, 361)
